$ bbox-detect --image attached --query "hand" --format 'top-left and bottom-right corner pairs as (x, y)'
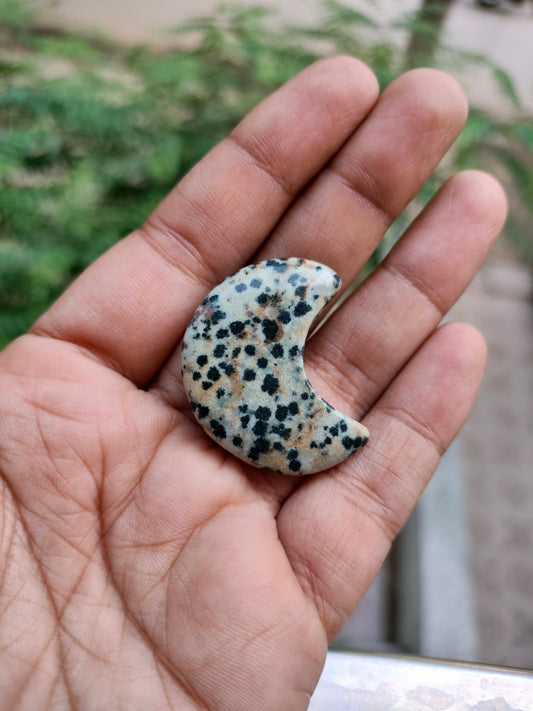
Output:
(0, 57), (506, 710)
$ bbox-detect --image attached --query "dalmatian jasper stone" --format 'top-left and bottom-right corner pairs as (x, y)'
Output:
(181, 258), (369, 475)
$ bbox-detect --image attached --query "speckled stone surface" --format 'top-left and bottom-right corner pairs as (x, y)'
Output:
(181, 258), (369, 475)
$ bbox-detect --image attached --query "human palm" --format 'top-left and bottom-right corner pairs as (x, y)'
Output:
(0, 58), (506, 710)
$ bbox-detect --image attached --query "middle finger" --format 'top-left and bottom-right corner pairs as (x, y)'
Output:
(304, 169), (507, 421)
(255, 68), (468, 290)
(154, 69), (468, 411)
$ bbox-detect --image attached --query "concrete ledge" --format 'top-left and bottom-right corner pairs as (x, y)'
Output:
(310, 650), (533, 710)
(396, 439), (477, 661)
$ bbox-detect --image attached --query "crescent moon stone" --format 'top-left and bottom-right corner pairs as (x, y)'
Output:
(181, 258), (369, 475)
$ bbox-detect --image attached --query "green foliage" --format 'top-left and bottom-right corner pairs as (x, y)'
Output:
(0, 0), (35, 30)
(1, 0), (532, 349)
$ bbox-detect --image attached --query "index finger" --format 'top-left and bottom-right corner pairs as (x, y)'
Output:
(30, 57), (379, 386)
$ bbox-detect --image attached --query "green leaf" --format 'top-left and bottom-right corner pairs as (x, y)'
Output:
(324, 0), (377, 27)
(455, 110), (502, 149)
(492, 66), (521, 109)
(512, 122), (533, 152)
(0, 0), (35, 29)
(138, 54), (205, 88)
(147, 134), (181, 182)
(31, 35), (105, 63)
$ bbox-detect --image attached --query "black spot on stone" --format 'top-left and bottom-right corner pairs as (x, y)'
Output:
(255, 406), (271, 421)
(310, 440), (317, 448)
(340, 421), (348, 432)
(216, 328), (229, 339)
(293, 301), (312, 318)
(278, 310), (291, 324)
(271, 424), (291, 440)
(273, 442), (284, 452)
(210, 420), (226, 439)
(233, 435), (243, 447)
(241, 415), (250, 429)
(342, 436), (365, 450)
(295, 285), (306, 297)
(266, 259), (288, 273)
(207, 366), (220, 381)
(289, 345), (300, 358)
(253, 420), (268, 436)
(288, 273), (299, 286)
(254, 437), (270, 453)
(301, 391), (309, 400)
(197, 355), (208, 367)
(250, 279), (262, 289)
(243, 369), (256, 381)
(333, 273), (341, 288)
(271, 343), (284, 359)
(288, 401), (299, 416)
(213, 344), (226, 358)
(221, 363), (235, 376)
(192, 371), (201, 381)
(202, 381), (213, 390)
(239, 404), (248, 413)
(244, 345), (256, 356)
(210, 310), (226, 325)
(275, 405), (288, 421)
(230, 320), (245, 336)
(235, 283), (247, 293)
(330, 425), (339, 436)
(288, 459), (302, 472)
(261, 374), (279, 395)
(232, 347), (241, 358)
(287, 449), (299, 460)
(216, 388), (225, 400)
(257, 357), (268, 369)
(261, 319), (279, 343)
(256, 293), (269, 305)
(197, 405), (210, 419)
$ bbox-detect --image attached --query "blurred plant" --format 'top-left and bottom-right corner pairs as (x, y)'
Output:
(405, 0), (454, 66)
(1, 0), (532, 348)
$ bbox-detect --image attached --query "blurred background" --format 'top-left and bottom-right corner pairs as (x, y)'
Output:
(1, 0), (532, 670)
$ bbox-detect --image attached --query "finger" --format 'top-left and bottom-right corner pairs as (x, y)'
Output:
(255, 69), (468, 289)
(152, 170), (504, 430)
(153, 70), (468, 409)
(305, 170), (507, 418)
(30, 57), (379, 386)
(277, 322), (487, 638)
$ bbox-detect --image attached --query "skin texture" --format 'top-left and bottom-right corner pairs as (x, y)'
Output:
(0, 57), (507, 710)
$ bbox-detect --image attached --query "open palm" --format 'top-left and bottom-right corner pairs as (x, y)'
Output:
(0, 58), (506, 710)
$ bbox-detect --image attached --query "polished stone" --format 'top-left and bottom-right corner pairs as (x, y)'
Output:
(181, 258), (369, 475)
